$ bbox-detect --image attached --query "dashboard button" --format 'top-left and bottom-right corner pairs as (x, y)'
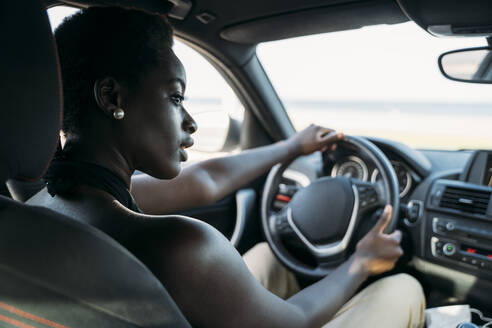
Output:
(446, 222), (455, 231)
(443, 243), (456, 256)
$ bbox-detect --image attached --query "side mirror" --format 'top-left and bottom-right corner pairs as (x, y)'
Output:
(192, 111), (241, 153)
(439, 46), (492, 83)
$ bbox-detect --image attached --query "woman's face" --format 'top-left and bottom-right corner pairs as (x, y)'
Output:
(122, 52), (197, 179)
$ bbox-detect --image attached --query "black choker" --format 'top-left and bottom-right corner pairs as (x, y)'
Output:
(44, 159), (141, 213)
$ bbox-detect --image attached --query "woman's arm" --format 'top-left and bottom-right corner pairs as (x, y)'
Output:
(131, 125), (343, 214)
(141, 205), (402, 328)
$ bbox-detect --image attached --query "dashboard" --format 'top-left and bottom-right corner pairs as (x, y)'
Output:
(280, 138), (492, 306)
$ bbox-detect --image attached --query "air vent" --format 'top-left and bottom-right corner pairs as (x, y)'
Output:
(439, 186), (491, 215)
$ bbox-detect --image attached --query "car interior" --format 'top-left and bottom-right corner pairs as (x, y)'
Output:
(2, 0), (492, 327)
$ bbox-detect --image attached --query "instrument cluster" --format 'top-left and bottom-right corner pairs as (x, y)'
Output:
(329, 155), (414, 198)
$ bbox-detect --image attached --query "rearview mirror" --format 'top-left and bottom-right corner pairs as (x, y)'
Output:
(439, 47), (492, 83)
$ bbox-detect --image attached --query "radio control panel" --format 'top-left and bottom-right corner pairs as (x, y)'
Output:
(431, 237), (492, 271)
(429, 215), (492, 275)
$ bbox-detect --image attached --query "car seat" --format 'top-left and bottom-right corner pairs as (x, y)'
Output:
(0, 1), (191, 327)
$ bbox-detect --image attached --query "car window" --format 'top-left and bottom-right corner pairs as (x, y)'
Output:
(172, 42), (244, 163)
(48, 6), (244, 164)
(257, 22), (492, 150)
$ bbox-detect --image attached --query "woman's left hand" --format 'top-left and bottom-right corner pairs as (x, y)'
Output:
(286, 124), (344, 157)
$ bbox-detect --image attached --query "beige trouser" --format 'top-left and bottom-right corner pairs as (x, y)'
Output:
(243, 243), (426, 328)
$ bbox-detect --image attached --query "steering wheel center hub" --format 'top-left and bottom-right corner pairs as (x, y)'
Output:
(289, 176), (355, 245)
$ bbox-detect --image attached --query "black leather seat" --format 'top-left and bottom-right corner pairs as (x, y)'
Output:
(0, 1), (190, 327)
(6, 178), (46, 202)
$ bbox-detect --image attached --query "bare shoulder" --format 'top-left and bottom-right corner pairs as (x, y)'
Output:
(125, 212), (239, 274)
(127, 214), (304, 328)
(28, 187), (62, 208)
(28, 186), (125, 226)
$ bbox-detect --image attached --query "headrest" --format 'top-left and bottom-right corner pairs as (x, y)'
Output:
(0, 0), (62, 183)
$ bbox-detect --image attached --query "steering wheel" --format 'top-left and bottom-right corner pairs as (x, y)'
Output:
(261, 136), (400, 278)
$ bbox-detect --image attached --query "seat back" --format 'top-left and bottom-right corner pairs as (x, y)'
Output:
(0, 1), (190, 327)
(0, 198), (191, 327)
(6, 179), (46, 202)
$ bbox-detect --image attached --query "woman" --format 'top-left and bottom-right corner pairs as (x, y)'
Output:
(30, 7), (425, 328)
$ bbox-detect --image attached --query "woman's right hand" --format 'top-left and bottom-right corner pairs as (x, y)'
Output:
(352, 205), (404, 276)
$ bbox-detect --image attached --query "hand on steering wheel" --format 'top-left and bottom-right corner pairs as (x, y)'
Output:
(284, 124), (344, 158)
(353, 205), (403, 276)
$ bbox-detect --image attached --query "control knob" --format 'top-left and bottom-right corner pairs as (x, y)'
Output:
(443, 243), (456, 256)
(446, 222), (455, 232)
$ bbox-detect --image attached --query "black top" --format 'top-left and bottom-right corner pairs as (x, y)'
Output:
(44, 158), (141, 213)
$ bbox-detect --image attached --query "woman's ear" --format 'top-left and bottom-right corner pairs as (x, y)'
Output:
(93, 77), (123, 117)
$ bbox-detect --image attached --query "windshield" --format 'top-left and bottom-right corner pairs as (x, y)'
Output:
(257, 22), (492, 150)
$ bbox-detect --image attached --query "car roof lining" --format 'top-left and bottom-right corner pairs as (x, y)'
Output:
(220, 0), (408, 44)
(52, 0), (173, 13)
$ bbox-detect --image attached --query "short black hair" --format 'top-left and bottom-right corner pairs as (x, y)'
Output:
(55, 6), (174, 136)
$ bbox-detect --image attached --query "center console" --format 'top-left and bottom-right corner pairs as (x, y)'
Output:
(424, 151), (492, 278)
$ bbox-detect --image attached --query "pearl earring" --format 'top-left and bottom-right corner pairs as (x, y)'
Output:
(113, 108), (125, 120)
